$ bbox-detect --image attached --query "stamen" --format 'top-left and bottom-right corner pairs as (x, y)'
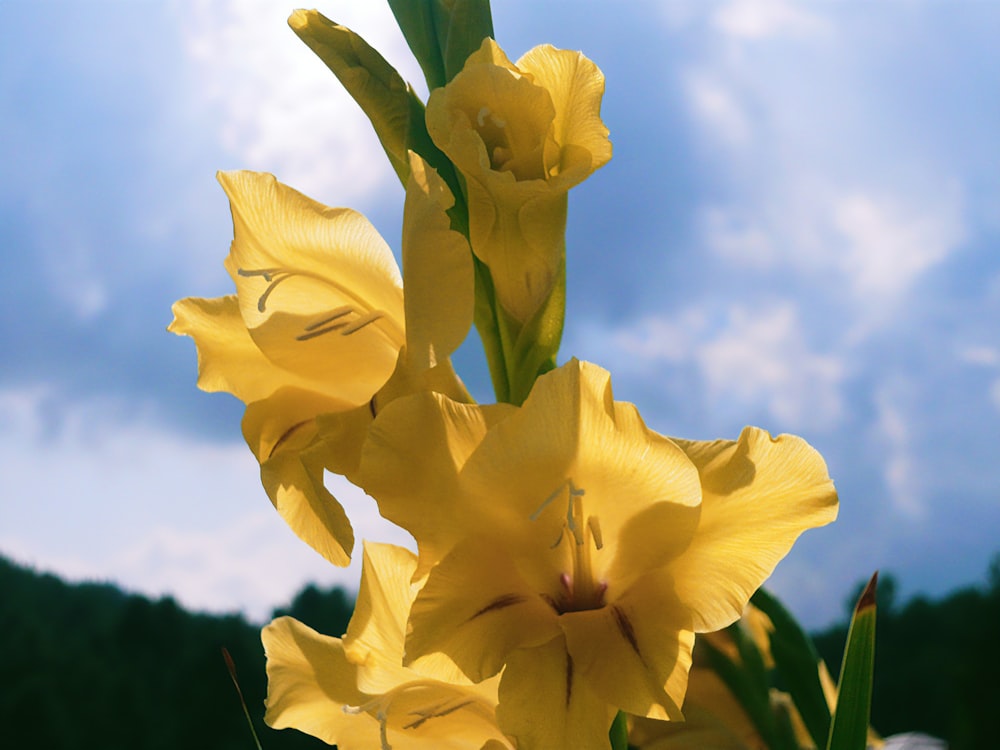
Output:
(302, 306), (353, 331)
(341, 310), (384, 335)
(403, 700), (474, 729)
(476, 106), (491, 127)
(587, 516), (604, 550)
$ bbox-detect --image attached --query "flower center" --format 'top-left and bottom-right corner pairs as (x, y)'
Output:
(531, 479), (607, 613)
(475, 106), (515, 172)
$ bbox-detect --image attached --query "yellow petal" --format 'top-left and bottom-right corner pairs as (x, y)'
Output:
(671, 427), (839, 632)
(243, 387), (355, 567)
(496, 635), (615, 750)
(262, 616), (375, 746)
(219, 170), (404, 405)
(426, 39), (554, 182)
(357, 391), (515, 574)
(560, 593), (691, 721)
(402, 152), (474, 371)
(516, 45), (612, 186)
(406, 536), (561, 682)
(168, 295), (302, 403)
(344, 542), (472, 694)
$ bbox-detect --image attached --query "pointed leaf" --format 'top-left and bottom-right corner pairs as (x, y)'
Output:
(434, 0), (495, 84)
(387, 0), (447, 91)
(827, 572), (878, 750)
(388, 0), (494, 91)
(288, 10), (420, 183)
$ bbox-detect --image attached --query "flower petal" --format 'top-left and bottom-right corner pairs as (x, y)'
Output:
(560, 589), (692, 721)
(358, 391), (515, 573)
(671, 427), (839, 632)
(406, 536), (561, 682)
(262, 616), (375, 746)
(516, 45), (612, 185)
(496, 635), (615, 750)
(168, 295), (304, 403)
(243, 387), (355, 567)
(219, 170), (403, 404)
(402, 152), (474, 371)
(344, 542), (472, 694)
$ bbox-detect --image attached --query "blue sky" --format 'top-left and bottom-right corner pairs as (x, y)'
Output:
(1, 0), (997, 629)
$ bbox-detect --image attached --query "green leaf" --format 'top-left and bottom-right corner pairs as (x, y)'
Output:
(287, 10), (421, 184)
(388, 0), (494, 91)
(434, 0), (495, 84)
(507, 259), (565, 406)
(608, 710), (628, 750)
(387, 0), (447, 91)
(700, 629), (794, 750)
(752, 587), (832, 749)
(827, 572), (878, 750)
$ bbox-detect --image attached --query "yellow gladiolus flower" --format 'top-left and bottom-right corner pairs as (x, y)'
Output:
(356, 359), (838, 749)
(426, 39), (611, 324)
(170, 160), (472, 567)
(262, 542), (512, 750)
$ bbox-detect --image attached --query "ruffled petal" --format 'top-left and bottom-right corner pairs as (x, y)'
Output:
(262, 616), (376, 746)
(168, 295), (306, 404)
(516, 45), (612, 185)
(671, 427), (838, 632)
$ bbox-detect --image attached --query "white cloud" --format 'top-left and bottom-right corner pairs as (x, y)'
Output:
(611, 301), (845, 431)
(683, 70), (752, 148)
(989, 380), (1000, 413)
(0, 386), (409, 621)
(176, 0), (420, 203)
(712, 0), (831, 40)
(833, 187), (966, 301)
(872, 383), (926, 520)
(696, 302), (845, 429)
(959, 346), (1000, 367)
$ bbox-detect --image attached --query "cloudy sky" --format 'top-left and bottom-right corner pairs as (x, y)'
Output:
(1, 0), (997, 630)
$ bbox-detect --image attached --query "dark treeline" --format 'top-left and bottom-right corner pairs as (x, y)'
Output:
(0, 556), (347, 749)
(2, 553), (998, 749)
(813, 558), (1000, 750)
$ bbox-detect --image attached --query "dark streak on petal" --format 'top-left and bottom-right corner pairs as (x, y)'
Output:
(541, 593), (561, 613)
(565, 651), (574, 708)
(268, 419), (312, 460)
(468, 593), (526, 621)
(612, 604), (646, 666)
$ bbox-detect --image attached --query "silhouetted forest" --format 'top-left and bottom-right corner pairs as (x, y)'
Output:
(2, 553), (998, 749)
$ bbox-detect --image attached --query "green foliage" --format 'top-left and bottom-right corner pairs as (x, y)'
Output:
(826, 573), (877, 750)
(387, 0), (494, 91)
(813, 557), (1000, 750)
(0, 555), (353, 749)
(752, 587), (832, 749)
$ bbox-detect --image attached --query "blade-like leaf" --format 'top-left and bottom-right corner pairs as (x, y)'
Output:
(752, 587), (832, 749)
(288, 10), (420, 184)
(701, 629), (796, 750)
(434, 0), (495, 84)
(388, 0), (494, 91)
(387, 0), (447, 91)
(827, 572), (878, 750)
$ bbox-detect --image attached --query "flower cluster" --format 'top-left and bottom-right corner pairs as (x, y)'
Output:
(170, 4), (839, 749)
